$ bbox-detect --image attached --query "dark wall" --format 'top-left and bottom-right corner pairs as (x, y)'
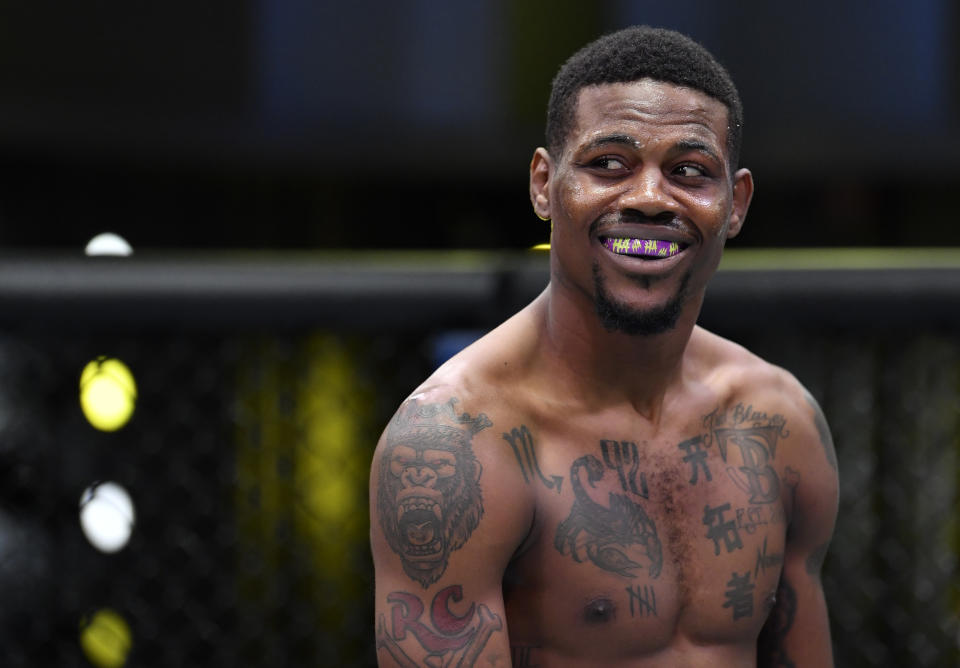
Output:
(1, 0), (958, 250)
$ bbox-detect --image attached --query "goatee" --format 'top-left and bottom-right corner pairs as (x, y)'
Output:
(592, 263), (690, 336)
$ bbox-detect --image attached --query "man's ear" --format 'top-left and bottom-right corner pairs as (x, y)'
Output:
(529, 147), (553, 220)
(727, 168), (754, 239)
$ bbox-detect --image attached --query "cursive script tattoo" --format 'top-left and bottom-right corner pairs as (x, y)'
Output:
(377, 398), (491, 587)
(755, 535), (784, 578)
(555, 445), (663, 578)
(377, 584), (503, 667)
(704, 404), (789, 504)
(735, 504), (786, 534)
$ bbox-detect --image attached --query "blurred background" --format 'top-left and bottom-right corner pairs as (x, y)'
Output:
(3, 0), (960, 250)
(0, 0), (958, 666)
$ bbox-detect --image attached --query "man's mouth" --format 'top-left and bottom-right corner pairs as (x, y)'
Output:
(601, 237), (687, 259)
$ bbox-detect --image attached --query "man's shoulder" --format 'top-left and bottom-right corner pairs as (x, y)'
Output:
(692, 325), (805, 405)
(692, 326), (838, 481)
(407, 307), (540, 417)
(376, 330), (533, 468)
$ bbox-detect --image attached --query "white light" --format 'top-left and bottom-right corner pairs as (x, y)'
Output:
(85, 233), (133, 257)
(79, 482), (135, 553)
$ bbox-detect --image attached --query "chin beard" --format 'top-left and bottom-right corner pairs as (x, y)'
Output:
(592, 263), (690, 336)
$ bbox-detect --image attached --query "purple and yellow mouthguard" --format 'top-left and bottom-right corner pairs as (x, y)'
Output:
(602, 238), (684, 258)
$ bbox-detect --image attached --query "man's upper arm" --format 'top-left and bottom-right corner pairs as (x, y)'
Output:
(758, 388), (840, 667)
(369, 392), (529, 667)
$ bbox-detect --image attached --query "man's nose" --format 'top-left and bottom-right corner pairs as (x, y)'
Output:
(618, 166), (678, 218)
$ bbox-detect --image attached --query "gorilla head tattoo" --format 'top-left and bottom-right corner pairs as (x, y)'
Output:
(377, 398), (490, 587)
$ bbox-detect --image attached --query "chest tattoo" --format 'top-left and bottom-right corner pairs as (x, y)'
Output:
(554, 446), (662, 579)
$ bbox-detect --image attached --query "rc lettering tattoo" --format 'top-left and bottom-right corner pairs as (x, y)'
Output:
(377, 398), (491, 587)
(376, 584), (504, 668)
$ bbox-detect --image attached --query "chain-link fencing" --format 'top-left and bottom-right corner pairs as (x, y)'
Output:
(0, 254), (957, 666)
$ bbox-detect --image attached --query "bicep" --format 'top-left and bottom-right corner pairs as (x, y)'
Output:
(370, 465), (512, 668)
(373, 573), (509, 668)
(757, 552), (832, 667)
(369, 394), (528, 667)
(759, 391), (839, 667)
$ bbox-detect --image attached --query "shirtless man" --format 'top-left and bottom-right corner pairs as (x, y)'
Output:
(370, 26), (838, 667)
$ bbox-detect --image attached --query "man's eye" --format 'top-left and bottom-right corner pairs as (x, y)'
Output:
(592, 157), (627, 170)
(674, 164), (706, 177)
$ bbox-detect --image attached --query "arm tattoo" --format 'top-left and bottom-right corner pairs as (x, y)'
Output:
(377, 397), (491, 587)
(757, 577), (798, 668)
(376, 584), (504, 667)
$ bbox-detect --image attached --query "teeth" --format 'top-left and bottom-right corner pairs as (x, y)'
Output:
(405, 540), (441, 555)
(398, 498), (442, 521)
(603, 237), (683, 258)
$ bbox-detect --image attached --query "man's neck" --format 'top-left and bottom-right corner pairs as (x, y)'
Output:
(535, 283), (703, 422)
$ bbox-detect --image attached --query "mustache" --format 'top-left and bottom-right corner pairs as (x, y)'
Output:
(589, 210), (684, 236)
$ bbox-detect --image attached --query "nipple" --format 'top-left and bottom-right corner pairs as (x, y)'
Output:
(584, 597), (617, 624)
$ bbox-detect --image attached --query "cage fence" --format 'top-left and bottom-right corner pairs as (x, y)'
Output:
(0, 253), (957, 667)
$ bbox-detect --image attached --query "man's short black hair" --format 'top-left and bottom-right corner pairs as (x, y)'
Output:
(546, 26), (743, 168)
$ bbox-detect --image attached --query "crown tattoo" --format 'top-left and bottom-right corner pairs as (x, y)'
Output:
(393, 397), (492, 436)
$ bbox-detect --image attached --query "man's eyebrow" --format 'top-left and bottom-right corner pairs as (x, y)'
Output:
(578, 135), (724, 163)
(672, 139), (722, 163)
(579, 134), (641, 152)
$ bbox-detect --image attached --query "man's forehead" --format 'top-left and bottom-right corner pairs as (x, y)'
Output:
(570, 79), (729, 149)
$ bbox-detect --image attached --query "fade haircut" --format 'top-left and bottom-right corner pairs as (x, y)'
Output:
(546, 26), (744, 168)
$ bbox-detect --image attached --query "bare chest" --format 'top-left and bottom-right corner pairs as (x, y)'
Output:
(501, 408), (794, 660)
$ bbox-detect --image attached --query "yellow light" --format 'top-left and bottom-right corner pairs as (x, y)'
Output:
(80, 357), (137, 431)
(79, 608), (132, 668)
(530, 243), (551, 251)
